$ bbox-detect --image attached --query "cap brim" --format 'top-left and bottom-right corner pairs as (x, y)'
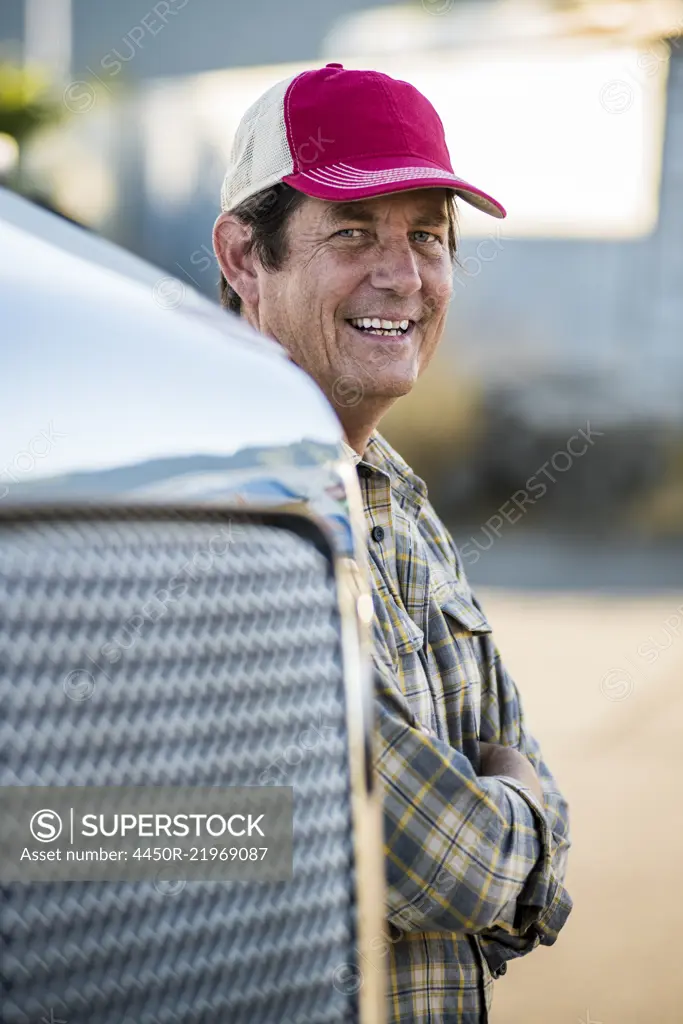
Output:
(283, 156), (505, 219)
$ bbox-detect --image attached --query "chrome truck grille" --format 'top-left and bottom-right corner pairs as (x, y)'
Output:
(0, 511), (361, 1024)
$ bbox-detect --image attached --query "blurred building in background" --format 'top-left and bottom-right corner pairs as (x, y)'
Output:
(2, 0), (683, 557)
(3, 7), (683, 1024)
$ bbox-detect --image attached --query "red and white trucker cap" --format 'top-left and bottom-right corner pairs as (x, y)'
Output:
(220, 62), (505, 219)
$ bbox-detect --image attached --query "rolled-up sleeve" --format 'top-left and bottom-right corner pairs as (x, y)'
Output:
(374, 656), (572, 942)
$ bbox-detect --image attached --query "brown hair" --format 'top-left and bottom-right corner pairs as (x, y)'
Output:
(219, 183), (459, 314)
(219, 184), (307, 314)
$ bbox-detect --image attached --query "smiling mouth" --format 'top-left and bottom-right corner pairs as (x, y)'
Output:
(346, 317), (412, 338)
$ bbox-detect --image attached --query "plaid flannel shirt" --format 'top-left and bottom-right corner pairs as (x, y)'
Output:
(355, 432), (572, 1024)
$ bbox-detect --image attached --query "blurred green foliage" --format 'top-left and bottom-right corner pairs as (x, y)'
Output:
(0, 63), (63, 144)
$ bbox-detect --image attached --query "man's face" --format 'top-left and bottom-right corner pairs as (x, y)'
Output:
(249, 189), (453, 407)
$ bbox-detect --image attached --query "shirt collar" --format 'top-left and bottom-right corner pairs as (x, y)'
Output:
(361, 431), (428, 508)
(340, 439), (362, 466)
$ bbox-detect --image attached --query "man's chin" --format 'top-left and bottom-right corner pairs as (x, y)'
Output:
(375, 375), (416, 399)
(326, 365), (416, 411)
(356, 370), (418, 402)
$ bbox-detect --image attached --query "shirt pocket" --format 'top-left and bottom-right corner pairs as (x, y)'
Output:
(369, 578), (422, 666)
(432, 572), (492, 637)
(430, 576), (493, 740)
(371, 581), (438, 727)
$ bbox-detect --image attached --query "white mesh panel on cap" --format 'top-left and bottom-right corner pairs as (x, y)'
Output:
(220, 74), (297, 212)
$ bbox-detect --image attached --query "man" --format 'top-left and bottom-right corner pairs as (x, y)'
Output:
(213, 63), (571, 1023)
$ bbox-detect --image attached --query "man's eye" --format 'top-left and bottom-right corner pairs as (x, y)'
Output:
(412, 231), (440, 244)
(334, 228), (365, 238)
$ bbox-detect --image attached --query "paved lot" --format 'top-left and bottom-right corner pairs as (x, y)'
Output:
(479, 588), (683, 1024)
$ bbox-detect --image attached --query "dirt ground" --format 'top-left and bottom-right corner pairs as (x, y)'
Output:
(478, 589), (683, 1024)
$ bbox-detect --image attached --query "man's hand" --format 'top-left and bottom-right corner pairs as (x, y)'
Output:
(479, 742), (544, 804)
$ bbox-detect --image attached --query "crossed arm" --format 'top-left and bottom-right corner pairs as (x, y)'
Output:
(373, 631), (572, 959)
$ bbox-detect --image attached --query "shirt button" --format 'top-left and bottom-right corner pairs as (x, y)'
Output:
(371, 525), (385, 543)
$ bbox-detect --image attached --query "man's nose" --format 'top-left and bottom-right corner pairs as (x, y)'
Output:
(369, 241), (422, 297)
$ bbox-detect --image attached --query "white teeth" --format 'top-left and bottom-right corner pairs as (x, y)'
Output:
(348, 317), (409, 334)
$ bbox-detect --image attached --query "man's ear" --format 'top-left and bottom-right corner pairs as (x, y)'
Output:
(213, 213), (259, 310)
